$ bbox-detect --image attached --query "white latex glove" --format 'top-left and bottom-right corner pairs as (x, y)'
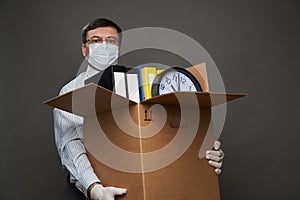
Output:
(206, 140), (225, 175)
(90, 184), (127, 200)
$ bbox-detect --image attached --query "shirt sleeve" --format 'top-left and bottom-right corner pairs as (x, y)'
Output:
(53, 108), (100, 197)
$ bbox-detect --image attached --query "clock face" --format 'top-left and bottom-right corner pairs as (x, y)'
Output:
(151, 67), (202, 96)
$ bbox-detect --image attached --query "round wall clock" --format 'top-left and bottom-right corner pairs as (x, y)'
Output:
(151, 67), (202, 97)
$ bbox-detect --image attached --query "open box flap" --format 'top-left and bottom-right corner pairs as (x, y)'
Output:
(44, 83), (135, 117)
(141, 91), (247, 107)
(44, 83), (246, 117)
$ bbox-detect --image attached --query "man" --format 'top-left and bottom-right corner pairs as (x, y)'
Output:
(53, 18), (224, 200)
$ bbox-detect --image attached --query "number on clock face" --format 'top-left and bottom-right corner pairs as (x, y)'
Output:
(159, 71), (198, 95)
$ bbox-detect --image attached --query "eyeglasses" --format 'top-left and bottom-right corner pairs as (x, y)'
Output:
(84, 36), (119, 46)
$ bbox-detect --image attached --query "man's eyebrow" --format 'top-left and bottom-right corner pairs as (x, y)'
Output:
(109, 36), (118, 38)
(89, 35), (118, 39)
(89, 36), (101, 39)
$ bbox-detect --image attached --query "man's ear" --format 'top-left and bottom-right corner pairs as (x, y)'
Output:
(81, 44), (89, 57)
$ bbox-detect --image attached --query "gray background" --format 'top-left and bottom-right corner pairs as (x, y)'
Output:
(1, 0), (300, 199)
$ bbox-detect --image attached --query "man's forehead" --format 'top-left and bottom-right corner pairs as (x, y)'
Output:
(86, 26), (119, 38)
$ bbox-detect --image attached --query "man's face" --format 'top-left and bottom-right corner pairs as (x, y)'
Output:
(81, 26), (119, 57)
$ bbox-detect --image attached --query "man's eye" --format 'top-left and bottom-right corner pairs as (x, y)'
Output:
(91, 39), (99, 43)
(106, 38), (118, 44)
(106, 39), (114, 43)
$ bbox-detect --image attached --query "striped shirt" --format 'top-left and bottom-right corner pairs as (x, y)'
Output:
(53, 66), (100, 197)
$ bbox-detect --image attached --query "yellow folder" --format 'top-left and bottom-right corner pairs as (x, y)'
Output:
(141, 67), (157, 100)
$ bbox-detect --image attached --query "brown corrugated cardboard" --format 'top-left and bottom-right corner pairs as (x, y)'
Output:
(44, 63), (246, 200)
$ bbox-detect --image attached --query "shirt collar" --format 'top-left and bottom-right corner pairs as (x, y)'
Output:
(85, 65), (100, 78)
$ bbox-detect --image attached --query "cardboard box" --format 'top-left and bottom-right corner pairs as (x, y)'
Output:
(45, 63), (246, 200)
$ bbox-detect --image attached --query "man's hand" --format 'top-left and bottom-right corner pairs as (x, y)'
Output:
(206, 140), (225, 175)
(90, 183), (127, 200)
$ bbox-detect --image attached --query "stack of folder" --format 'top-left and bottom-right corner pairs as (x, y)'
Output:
(85, 65), (165, 102)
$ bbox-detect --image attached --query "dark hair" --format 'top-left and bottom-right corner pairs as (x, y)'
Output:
(81, 18), (122, 44)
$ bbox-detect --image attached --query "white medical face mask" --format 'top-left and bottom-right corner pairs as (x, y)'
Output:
(87, 42), (119, 70)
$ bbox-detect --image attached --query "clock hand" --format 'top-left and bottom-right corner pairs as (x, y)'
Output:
(171, 84), (176, 92)
(178, 73), (180, 91)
